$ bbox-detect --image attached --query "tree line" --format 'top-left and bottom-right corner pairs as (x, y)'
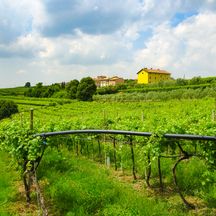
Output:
(23, 75), (216, 100)
(24, 77), (97, 101)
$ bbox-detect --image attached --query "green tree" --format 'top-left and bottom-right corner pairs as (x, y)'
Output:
(66, 79), (79, 99)
(61, 82), (66, 89)
(24, 82), (44, 97)
(24, 82), (31, 87)
(32, 82), (44, 97)
(76, 77), (97, 101)
(42, 83), (61, 98)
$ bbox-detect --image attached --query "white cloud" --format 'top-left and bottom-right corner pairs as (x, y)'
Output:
(1, 1), (216, 87)
(0, 33), (52, 58)
(134, 12), (216, 78)
(43, 30), (133, 65)
(0, 0), (47, 43)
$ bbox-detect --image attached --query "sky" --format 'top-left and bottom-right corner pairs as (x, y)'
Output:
(0, 0), (216, 87)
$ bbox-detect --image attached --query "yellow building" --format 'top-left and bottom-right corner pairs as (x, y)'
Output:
(137, 68), (171, 84)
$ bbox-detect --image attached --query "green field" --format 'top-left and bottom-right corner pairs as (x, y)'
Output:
(0, 87), (28, 96)
(0, 95), (216, 215)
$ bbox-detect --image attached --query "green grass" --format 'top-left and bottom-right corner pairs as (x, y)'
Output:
(0, 87), (27, 96)
(38, 148), (195, 216)
(0, 95), (72, 108)
(0, 152), (18, 215)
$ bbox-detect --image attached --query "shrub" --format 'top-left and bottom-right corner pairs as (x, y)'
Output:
(97, 86), (118, 95)
(0, 100), (18, 120)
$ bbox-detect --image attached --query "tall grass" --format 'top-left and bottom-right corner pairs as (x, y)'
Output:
(0, 152), (17, 215)
(38, 148), (194, 216)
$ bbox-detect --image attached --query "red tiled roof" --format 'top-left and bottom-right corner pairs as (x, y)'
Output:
(137, 68), (171, 75)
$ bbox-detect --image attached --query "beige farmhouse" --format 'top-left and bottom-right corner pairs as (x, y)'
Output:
(94, 76), (124, 88)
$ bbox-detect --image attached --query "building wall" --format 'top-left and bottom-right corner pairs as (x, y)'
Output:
(148, 73), (170, 83)
(94, 76), (109, 87)
(138, 69), (170, 84)
(137, 70), (148, 84)
(94, 76), (124, 87)
(110, 78), (124, 85)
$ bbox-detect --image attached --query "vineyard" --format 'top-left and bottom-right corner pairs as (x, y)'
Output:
(0, 96), (216, 215)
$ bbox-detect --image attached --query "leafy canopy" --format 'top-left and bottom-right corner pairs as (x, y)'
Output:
(76, 77), (97, 101)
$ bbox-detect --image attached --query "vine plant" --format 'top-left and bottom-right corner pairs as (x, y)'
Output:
(0, 115), (215, 211)
(0, 120), (46, 204)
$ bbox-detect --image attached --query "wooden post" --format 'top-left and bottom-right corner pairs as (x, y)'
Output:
(105, 152), (110, 168)
(119, 144), (124, 173)
(145, 152), (151, 187)
(76, 140), (79, 156)
(141, 112), (144, 122)
(130, 137), (137, 180)
(113, 138), (117, 171)
(106, 154), (110, 168)
(98, 138), (102, 162)
(103, 110), (106, 143)
(30, 108), (34, 130)
(86, 142), (89, 158)
(92, 140), (94, 160)
(158, 156), (163, 191)
(80, 140), (83, 155)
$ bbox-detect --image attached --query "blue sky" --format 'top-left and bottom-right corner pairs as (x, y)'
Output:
(0, 0), (216, 87)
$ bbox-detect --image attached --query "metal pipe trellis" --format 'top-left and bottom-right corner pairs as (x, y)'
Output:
(35, 129), (216, 141)
(35, 129), (216, 210)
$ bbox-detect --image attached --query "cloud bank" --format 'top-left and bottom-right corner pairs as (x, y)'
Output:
(0, 0), (216, 87)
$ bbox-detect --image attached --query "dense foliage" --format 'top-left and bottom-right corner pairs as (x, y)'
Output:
(76, 77), (97, 101)
(96, 85), (119, 95)
(0, 100), (18, 120)
(66, 79), (79, 99)
(24, 82), (62, 98)
(24, 77), (97, 101)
